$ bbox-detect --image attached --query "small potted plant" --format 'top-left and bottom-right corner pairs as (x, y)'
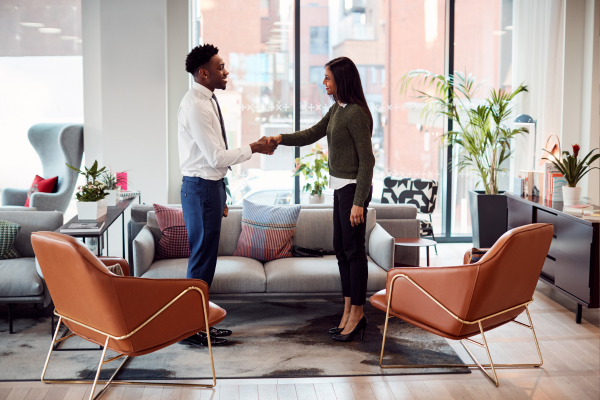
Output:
(66, 160), (109, 220)
(100, 169), (121, 206)
(293, 144), (329, 204)
(543, 144), (599, 206)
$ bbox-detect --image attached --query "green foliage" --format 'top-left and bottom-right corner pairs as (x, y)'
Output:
(292, 145), (329, 197)
(67, 160), (108, 202)
(398, 70), (529, 195)
(66, 160), (106, 184)
(542, 146), (599, 188)
(100, 171), (119, 190)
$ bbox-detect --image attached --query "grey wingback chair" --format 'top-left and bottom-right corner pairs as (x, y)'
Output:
(1, 123), (83, 213)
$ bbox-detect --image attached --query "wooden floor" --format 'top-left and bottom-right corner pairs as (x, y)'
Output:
(1, 244), (598, 400)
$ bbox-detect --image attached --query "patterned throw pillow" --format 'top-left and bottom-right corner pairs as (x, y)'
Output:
(0, 220), (21, 259)
(153, 204), (190, 260)
(106, 264), (124, 276)
(233, 200), (301, 262)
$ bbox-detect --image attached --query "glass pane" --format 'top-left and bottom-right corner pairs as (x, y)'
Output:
(0, 0), (83, 219)
(453, 0), (513, 235)
(299, 0), (445, 233)
(192, 0), (295, 206)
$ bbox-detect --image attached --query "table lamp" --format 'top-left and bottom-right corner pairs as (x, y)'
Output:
(514, 114), (537, 170)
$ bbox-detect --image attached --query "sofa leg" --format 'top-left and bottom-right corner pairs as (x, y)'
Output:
(8, 304), (15, 334)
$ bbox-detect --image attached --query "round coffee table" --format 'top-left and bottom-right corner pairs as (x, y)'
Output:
(394, 238), (438, 266)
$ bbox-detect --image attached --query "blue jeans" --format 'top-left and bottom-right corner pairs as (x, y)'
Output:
(181, 176), (226, 287)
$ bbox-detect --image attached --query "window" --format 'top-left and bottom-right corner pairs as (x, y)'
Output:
(0, 0), (83, 217)
(192, 0), (295, 207)
(370, 67), (378, 84)
(310, 26), (329, 54)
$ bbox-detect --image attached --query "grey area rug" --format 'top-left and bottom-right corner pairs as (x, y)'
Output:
(0, 299), (469, 380)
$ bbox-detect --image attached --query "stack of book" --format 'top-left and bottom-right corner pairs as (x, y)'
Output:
(120, 190), (141, 199)
(583, 210), (600, 222)
(60, 222), (105, 234)
(543, 163), (567, 202)
(563, 205), (594, 217)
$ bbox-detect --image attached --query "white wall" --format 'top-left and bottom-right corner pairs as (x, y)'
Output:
(82, 0), (169, 205)
(167, 0), (190, 203)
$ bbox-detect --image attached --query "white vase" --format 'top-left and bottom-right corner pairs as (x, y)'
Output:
(562, 186), (582, 206)
(105, 189), (120, 206)
(309, 194), (325, 204)
(77, 199), (108, 220)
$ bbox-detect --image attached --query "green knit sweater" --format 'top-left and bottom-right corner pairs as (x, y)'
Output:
(280, 103), (375, 207)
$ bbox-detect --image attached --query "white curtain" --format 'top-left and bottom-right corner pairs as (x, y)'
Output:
(512, 0), (565, 175)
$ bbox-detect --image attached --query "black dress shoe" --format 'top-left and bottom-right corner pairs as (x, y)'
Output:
(179, 333), (228, 347)
(329, 327), (343, 335)
(206, 327), (232, 337)
(332, 315), (368, 342)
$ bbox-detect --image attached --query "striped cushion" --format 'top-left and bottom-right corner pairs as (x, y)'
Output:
(153, 204), (190, 260)
(233, 200), (301, 262)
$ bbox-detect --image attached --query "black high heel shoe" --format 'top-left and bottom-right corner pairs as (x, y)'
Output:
(332, 315), (368, 342)
(329, 327), (343, 335)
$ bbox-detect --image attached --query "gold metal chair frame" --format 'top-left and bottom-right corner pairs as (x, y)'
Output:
(380, 274), (543, 386)
(41, 287), (217, 400)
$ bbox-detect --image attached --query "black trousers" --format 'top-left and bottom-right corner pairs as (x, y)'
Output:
(333, 183), (373, 306)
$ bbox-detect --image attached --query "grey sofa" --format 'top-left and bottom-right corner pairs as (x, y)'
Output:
(127, 203), (420, 275)
(0, 211), (63, 333)
(133, 206), (418, 295)
(1, 123), (83, 213)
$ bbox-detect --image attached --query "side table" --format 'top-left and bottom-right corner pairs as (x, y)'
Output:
(395, 238), (438, 266)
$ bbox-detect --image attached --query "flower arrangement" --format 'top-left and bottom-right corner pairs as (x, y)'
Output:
(66, 160), (109, 202)
(292, 144), (329, 197)
(543, 144), (599, 188)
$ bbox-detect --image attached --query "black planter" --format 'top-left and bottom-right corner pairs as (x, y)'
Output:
(468, 190), (508, 248)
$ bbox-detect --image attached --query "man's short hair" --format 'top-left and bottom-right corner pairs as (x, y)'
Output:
(185, 44), (219, 76)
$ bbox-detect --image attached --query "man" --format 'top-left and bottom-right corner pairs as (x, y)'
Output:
(178, 44), (276, 346)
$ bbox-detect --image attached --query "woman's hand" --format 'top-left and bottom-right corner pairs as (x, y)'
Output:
(267, 134), (282, 145)
(223, 204), (228, 218)
(350, 205), (364, 227)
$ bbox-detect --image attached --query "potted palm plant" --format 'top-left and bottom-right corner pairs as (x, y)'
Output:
(399, 70), (529, 247)
(543, 144), (599, 206)
(66, 160), (109, 220)
(292, 144), (329, 204)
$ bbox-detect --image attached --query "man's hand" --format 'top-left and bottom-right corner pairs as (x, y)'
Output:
(350, 205), (364, 228)
(223, 204), (228, 218)
(250, 136), (278, 154)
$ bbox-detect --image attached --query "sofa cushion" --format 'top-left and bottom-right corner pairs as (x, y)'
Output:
(0, 258), (43, 297)
(0, 220), (21, 259)
(264, 255), (387, 293)
(141, 256), (267, 294)
(152, 204), (190, 260)
(0, 211), (63, 257)
(233, 200), (301, 262)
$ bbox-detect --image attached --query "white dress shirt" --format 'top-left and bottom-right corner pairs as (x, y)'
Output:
(178, 82), (252, 180)
(329, 102), (358, 190)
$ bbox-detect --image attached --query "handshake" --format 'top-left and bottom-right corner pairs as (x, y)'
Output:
(250, 134), (283, 155)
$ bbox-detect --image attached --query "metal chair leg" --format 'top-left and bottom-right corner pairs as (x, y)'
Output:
(429, 214), (438, 255)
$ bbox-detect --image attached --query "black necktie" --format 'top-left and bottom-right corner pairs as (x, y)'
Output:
(212, 93), (229, 150)
(211, 93), (232, 171)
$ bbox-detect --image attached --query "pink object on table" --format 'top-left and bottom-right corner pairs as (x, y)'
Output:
(116, 172), (127, 190)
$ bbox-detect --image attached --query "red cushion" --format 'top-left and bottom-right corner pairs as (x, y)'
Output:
(153, 204), (190, 260)
(24, 175), (58, 207)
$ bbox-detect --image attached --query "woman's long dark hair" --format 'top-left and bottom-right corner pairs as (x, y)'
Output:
(325, 57), (373, 133)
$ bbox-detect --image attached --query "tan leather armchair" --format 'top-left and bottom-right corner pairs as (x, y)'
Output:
(31, 232), (226, 399)
(370, 223), (553, 386)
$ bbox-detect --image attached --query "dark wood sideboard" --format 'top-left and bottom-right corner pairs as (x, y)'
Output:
(506, 194), (599, 323)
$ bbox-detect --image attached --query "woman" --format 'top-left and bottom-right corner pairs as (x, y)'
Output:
(269, 57), (375, 342)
